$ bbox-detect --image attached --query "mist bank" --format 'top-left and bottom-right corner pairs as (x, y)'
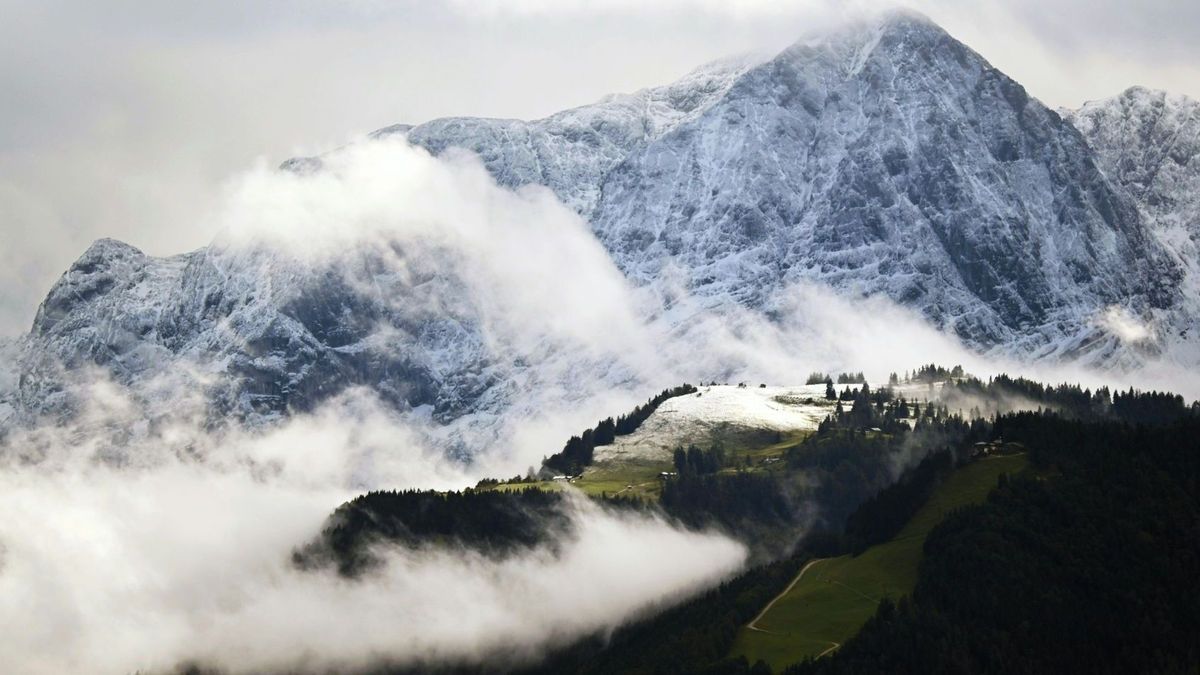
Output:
(0, 137), (1197, 674)
(0, 393), (746, 674)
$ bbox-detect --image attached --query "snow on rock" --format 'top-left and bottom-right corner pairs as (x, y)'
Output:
(293, 52), (763, 219)
(388, 10), (1182, 366)
(9, 12), (1199, 450)
(1065, 87), (1200, 362)
(9, 235), (587, 438)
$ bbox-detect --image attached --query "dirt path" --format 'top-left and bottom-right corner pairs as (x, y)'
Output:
(816, 642), (841, 658)
(613, 480), (656, 495)
(746, 558), (826, 633)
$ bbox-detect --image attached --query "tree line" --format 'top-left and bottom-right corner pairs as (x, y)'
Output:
(292, 487), (571, 577)
(806, 372), (866, 386)
(841, 449), (954, 555)
(541, 384), (698, 476)
(673, 443), (727, 477)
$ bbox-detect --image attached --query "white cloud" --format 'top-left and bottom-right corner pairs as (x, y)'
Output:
(0, 374), (746, 674)
(0, 459), (745, 674)
(1097, 305), (1153, 344)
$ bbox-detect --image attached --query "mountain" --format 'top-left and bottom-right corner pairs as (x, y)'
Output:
(10, 237), (495, 427)
(4, 167), (654, 442)
(397, 54), (761, 218)
(3, 11), (1193, 437)
(396, 11), (1180, 363)
(1064, 87), (1200, 357)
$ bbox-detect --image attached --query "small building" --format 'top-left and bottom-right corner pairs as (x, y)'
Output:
(971, 441), (995, 458)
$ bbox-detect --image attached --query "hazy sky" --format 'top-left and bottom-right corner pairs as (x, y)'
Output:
(1, 0), (1197, 334)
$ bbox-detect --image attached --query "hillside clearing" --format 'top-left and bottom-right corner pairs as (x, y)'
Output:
(731, 453), (1029, 670)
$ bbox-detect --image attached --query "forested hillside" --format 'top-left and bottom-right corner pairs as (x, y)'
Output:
(285, 380), (1198, 675)
(788, 413), (1200, 674)
(535, 389), (1200, 674)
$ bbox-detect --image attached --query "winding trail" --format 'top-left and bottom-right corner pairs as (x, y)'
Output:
(746, 558), (826, 633)
(816, 642), (841, 658)
(744, 557), (841, 659)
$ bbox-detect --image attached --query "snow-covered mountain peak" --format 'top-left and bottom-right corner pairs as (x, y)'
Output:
(78, 236), (144, 260)
(782, 7), (937, 52)
(32, 238), (189, 338)
(8, 15), (1199, 447)
(583, 12), (1177, 361)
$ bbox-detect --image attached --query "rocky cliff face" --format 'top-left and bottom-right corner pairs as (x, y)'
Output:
(1067, 87), (1200, 239)
(403, 13), (1179, 363)
(12, 238), (502, 427)
(1065, 87), (1200, 356)
(4, 12), (1193, 438)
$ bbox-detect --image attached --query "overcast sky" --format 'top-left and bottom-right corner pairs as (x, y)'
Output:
(1, 0), (1197, 334)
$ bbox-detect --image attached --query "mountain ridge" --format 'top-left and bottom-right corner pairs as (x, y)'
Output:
(3, 12), (1195, 440)
(397, 11), (1180, 359)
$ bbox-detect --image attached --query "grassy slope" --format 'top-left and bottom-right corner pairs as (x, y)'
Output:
(482, 431), (810, 500)
(731, 453), (1029, 670)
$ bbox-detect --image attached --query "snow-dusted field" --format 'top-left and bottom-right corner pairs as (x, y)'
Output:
(591, 381), (948, 464)
(592, 385), (834, 463)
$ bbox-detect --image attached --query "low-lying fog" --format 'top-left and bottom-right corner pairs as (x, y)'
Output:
(0, 139), (1192, 674)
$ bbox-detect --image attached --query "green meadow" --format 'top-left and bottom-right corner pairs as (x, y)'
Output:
(731, 453), (1029, 670)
